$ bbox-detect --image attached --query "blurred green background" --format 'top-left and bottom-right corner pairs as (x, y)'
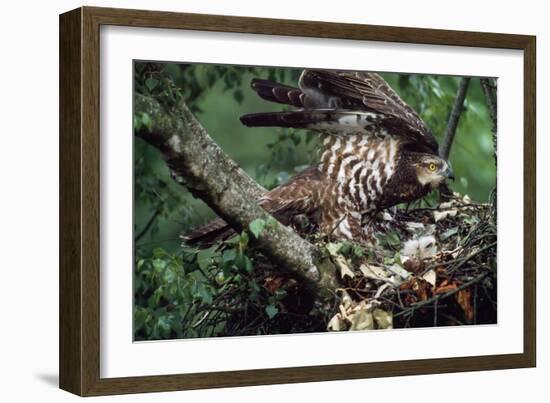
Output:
(134, 63), (496, 258)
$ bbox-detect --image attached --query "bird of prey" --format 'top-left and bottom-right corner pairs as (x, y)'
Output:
(185, 69), (454, 245)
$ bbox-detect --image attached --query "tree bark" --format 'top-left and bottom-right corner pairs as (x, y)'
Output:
(134, 93), (336, 293)
(480, 78), (498, 165)
(480, 77), (498, 215)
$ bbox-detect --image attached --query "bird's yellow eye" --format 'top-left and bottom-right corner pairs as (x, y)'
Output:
(428, 163), (437, 171)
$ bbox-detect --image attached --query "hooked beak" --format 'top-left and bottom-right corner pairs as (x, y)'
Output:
(445, 165), (455, 181)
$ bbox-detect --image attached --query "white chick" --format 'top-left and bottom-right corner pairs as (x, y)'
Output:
(400, 235), (437, 260)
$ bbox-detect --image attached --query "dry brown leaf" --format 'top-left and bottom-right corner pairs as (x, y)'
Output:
(435, 282), (458, 294)
(400, 278), (433, 304)
(456, 288), (474, 322)
(415, 279), (433, 301)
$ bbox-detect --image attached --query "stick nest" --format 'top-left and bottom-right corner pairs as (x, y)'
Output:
(196, 194), (497, 337)
(321, 194), (497, 331)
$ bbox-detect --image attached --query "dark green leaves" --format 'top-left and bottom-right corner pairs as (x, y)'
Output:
(197, 247), (215, 271)
(265, 304), (279, 319)
(222, 248), (237, 263)
(145, 77), (159, 92)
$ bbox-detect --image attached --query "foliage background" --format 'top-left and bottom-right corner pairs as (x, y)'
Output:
(133, 62), (496, 340)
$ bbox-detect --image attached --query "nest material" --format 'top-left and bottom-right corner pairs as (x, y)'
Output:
(324, 194), (497, 331)
(193, 194), (497, 337)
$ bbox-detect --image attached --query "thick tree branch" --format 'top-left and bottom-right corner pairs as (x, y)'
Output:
(439, 77), (471, 160)
(134, 93), (336, 293)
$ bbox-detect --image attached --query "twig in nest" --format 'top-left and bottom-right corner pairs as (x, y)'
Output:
(448, 241), (497, 274)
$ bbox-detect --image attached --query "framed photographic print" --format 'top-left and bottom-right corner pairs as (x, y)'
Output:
(59, 6), (536, 396)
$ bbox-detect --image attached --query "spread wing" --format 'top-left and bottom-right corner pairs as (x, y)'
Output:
(241, 69), (439, 154)
(183, 166), (323, 247)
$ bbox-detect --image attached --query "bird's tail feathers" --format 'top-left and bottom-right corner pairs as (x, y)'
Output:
(240, 110), (380, 135)
(250, 78), (305, 107)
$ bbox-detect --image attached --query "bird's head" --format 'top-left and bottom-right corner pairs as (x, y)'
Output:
(414, 155), (454, 188)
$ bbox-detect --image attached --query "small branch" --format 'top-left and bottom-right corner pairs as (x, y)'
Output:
(439, 77), (471, 161)
(438, 77), (471, 200)
(448, 241), (497, 274)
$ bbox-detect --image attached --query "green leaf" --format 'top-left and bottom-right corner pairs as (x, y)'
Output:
(149, 287), (164, 307)
(197, 248), (214, 270)
(163, 268), (175, 283)
(326, 242), (342, 256)
(134, 307), (149, 331)
(156, 316), (172, 338)
(352, 244), (365, 257)
(265, 304), (279, 319)
(393, 251), (402, 265)
(248, 280), (260, 293)
(152, 258), (167, 272)
(198, 284), (213, 305)
(224, 235), (241, 244)
(249, 218), (266, 239)
(141, 112), (152, 131)
(239, 231), (249, 248)
(153, 248), (166, 258)
(339, 242), (351, 255)
(377, 230), (401, 249)
(233, 250), (244, 269)
(222, 248), (237, 263)
(244, 256), (254, 274)
(222, 265), (232, 279)
(145, 77), (159, 91)
(133, 115), (142, 131)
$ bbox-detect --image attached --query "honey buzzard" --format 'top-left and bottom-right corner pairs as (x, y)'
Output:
(185, 69), (454, 245)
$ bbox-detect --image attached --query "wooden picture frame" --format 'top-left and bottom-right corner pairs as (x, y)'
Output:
(59, 6), (536, 396)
